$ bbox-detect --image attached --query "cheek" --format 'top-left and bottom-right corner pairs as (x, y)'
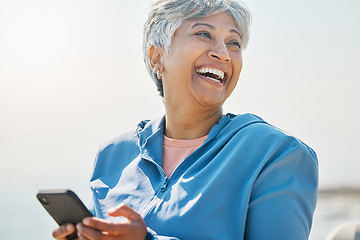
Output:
(228, 56), (242, 90)
(166, 47), (201, 76)
(232, 55), (243, 75)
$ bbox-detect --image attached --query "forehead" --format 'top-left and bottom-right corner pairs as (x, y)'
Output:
(180, 11), (238, 31)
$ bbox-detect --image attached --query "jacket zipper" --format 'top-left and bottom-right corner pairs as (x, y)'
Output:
(141, 176), (169, 220)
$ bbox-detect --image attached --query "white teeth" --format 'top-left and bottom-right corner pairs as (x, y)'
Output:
(196, 67), (225, 81)
(206, 76), (221, 83)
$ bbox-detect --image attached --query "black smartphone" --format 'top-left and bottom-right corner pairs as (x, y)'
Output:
(37, 189), (93, 240)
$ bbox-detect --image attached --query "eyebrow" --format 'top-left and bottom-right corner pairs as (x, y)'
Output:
(191, 23), (242, 39)
(192, 23), (215, 30)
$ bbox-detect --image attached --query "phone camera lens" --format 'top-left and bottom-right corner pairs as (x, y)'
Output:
(39, 196), (49, 205)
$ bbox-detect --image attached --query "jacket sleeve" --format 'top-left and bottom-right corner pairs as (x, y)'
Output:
(244, 143), (319, 240)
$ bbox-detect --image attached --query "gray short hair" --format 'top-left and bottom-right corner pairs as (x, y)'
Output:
(143, 0), (252, 97)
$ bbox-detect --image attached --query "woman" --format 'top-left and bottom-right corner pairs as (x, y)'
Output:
(53, 0), (318, 239)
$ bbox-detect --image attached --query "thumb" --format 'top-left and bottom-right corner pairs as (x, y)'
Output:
(107, 203), (141, 221)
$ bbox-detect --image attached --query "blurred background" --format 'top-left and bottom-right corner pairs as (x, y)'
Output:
(0, 0), (359, 239)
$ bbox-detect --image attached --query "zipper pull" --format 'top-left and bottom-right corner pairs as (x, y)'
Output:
(160, 177), (169, 192)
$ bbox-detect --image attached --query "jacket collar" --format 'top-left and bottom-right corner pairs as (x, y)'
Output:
(135, 113), (266, 167)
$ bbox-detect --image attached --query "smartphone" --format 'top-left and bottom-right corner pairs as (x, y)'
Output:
(37, 189), (93, 240)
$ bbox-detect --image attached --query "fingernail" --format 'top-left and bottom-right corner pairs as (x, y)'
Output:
(107, 208), (115, 213)
(67, 224), (73, 231)
(112, 203), (125, 211)
(83, 217), (90, 225)
(108, 206), (118, 213)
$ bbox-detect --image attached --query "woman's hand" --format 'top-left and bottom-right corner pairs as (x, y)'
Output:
(52, 224), (76, 240)
(76, 203), (147, 240)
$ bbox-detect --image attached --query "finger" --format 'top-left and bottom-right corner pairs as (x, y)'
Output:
(107, 203), (142, 221)
(52, 224), (75, 240)
(82, 217), (129, 235)
(82, 215), (147, 239)
(77, 232), (91, 240)
(77, 223), (104, 240)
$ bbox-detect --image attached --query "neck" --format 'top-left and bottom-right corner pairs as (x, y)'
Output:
(164, 106), (223, 140)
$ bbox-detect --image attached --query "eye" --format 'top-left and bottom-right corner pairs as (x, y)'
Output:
(195, 31), (212, 39)
(228, 41), (241, 50)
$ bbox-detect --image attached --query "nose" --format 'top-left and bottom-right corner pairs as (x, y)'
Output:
(207, 40), (230, 62)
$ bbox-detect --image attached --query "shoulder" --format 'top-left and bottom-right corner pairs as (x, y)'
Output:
(92, 130), (140, 175)
(225, 113), (317, 164)
(94, 116), (164, 163)
(90, 119), (152, 180)
(96, 117), (158, 155)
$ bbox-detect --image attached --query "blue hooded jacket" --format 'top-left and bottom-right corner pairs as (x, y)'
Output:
(89, 113), (318, 240)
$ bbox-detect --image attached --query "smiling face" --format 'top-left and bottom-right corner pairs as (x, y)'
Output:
(160, 11), (243, 112)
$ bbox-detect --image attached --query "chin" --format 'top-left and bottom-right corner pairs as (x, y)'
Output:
(196, 95), (227, 108)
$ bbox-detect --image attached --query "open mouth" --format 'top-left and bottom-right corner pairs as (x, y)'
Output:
(196, 67), (227, 83)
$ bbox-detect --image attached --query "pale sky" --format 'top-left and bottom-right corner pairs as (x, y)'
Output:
(1, 0), (360, 196)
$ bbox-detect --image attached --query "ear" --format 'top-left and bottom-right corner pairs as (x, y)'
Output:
(149, 46), (164, 74)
